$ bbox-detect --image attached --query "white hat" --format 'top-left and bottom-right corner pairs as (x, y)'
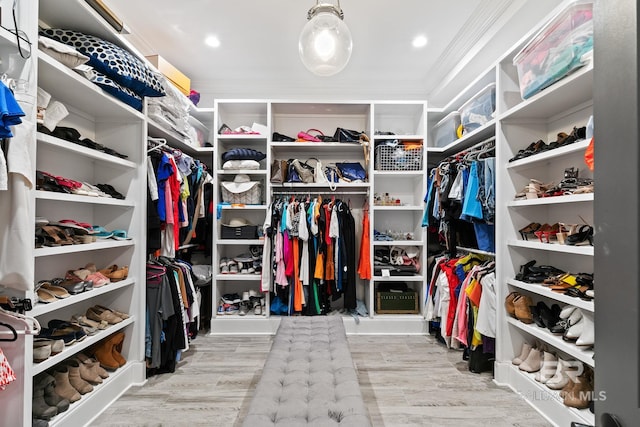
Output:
(227, 218), (250, 227)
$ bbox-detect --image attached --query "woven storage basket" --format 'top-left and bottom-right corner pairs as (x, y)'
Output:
(220, 181), (261, 204)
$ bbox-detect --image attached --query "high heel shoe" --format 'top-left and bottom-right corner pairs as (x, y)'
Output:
(535, 223), (560, 243)
(519, 222), (541, 240)
(565, 225), (594, 246)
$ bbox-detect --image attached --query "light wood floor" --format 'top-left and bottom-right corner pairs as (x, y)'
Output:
(91, 333), (551, 427)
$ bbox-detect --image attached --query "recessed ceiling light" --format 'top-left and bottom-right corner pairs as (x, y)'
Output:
(412, 35), (427, 48)
(205, 35), (220, 48)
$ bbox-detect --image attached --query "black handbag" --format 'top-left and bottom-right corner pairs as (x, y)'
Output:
(272, 132), (295, 142)
(334, 128), (364, 143)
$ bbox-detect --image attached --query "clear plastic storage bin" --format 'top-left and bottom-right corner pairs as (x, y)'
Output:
(513, 0), (593, 100)
(459, 83), (496, 134)
(432, 111), (460, 148)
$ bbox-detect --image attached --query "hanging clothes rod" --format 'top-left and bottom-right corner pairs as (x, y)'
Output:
(272, 190), (369, 196)
(451, 136), (496, 158)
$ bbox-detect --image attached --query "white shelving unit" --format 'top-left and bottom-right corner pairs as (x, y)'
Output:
(0, 0), (193, 424)
(207, 100), (429, 334)
(493, 2), (595, 425)
(30, 36), (148, 424)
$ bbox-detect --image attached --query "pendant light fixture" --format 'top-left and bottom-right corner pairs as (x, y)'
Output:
(298, 0), (353, 77)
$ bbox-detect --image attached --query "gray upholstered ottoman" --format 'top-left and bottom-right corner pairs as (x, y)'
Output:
(242, 316), (371, 426)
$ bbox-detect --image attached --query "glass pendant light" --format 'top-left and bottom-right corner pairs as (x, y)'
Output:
(299, 1), (352, 77)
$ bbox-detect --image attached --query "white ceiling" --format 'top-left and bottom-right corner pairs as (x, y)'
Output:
(104, 0), (560, 107)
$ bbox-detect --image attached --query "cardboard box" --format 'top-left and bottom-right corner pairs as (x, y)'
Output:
(375, 291), (419, 314)
(145, 54), (191, 96)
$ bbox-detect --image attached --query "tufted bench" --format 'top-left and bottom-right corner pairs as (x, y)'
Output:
(242, 316), (371, 427)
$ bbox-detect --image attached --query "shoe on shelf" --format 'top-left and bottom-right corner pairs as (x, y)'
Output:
(254, 303), (262, 316)
(225, 304), (239, 315)
(63, 359), (96, 391)
(512, 342), (532, 366)
(33, 341), (52, 363)
(505, 291), (520, 318)
(565, 225), (594, 246)
(51, 367), (81, 403)
(238, 302), (249, 316)
(564, 366), (594, 409)
(32, 383), (58, 420)
(86, 306), (122, 325)
(575, 312), (594, 347)
(219, 258), (229, 274)
(535, 351), (558, 384)
(228, 260), (238, 274)
(518, 222), (541, 240)
(217, 300), (226, 316)
(222, 293), (241, 304)
(518, 347), (542, 373)
(514, 294), (534, 324)
(546, 358), (579, 390)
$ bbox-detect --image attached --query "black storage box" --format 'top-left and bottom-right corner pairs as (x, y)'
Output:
(375, 290), (419, 314)
(220, 224), (258, 239)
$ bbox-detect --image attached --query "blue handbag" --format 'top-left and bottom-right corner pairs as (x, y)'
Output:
(336, 162), (367, 181)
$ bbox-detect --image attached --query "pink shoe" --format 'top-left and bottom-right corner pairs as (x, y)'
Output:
(86, 272), (110, 287)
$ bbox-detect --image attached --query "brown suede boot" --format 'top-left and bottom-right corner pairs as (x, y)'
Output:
(32, 386), (58, 420)
(111, 332), (127, 367)
(52, 368), (81, 403)
(69, 357), (102, 385)
(77, 353), (110, 379)
(44, 383), (70, 413)
(65, 360), (93, 394)
(93, 335), (121, 371)
(514, 294), (534, 324)
(564, 366), (594, 409)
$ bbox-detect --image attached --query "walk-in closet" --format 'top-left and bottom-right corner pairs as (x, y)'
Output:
(0, 0), (634, 426)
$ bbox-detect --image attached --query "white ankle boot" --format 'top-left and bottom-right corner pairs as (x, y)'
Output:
(576, 311), (594, 346)
(535, 351), (557, 383)
(512, 342), (532, 366)
(519, 347), (542, 373)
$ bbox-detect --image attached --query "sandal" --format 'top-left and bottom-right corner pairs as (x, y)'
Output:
(41, 225), (74, 245)
(35, 283), (58, 304)
(39, 281), (71, 299)
(96, 183), (125, 199)
(518, 222), (541, 240)
(110, 229), (132, 240)
(565, 225), (594, 246)
(91, 226), (114, 239)
(36, 170), (71, 193)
